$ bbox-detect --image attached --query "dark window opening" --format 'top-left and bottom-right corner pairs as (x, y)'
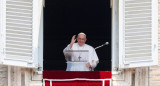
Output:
(44, 0), (111, 71)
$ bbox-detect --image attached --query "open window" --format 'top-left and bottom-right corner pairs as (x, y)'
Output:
(0, 0), (43, 68)
(118, 0), (158, 68)
(44, 0), (111, 71)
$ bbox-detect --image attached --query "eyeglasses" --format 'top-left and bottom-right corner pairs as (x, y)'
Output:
(77, 38), (86, 41)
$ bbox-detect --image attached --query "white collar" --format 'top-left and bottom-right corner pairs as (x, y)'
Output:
(77, 43), (85, 47)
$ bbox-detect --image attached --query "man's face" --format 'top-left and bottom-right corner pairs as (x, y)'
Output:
(77, 34), (87, 46)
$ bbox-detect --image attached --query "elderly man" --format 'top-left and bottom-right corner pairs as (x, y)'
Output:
(63, 32), (99, 71)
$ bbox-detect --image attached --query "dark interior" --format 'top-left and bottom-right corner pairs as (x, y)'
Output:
(44, 0), (111, 71)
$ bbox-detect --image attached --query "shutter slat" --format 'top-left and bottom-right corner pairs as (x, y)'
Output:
(125, 27), (151, 31)
(6, 31), (32, 35)
(6, 55), (32, 61)
(7, 8), (32, 13)
(125, 16), (152, 22)
(125, 53), (152, 58)
(125, 40), (151, 44)
(125, 49), (151, 54)
(7, 15), (32, 21)
(125, 20), (151, 25)
(7, 22), (32, 26)
(6, 51), (32, 56)
(125, 0), (151, 4)
(7, 34), (32, 39)
(125, 36), (151, 40)
(7, 4), (32, 9)
(125, 23), (151, 27)
(6, 36), (32, 41)
(125, 38), (151, 42)
(6, 47), (31, 51)
(7, 43), (32, 48)
(6, 26), (32, 30)
(6, 11), (32, 15)
(125, 42), (151, 47)
(6, 49), (32, 54)
(125, 9), (151, 13)
(6, 44), (32, 49)
(6, 12), (32, 17)
(125, 6), (151, 11)
(125, 2), (151, 7)
(6, 28), (32, 33)
(6, 30), (32, 35)
(7, 18), (32, 24)
(6, 23), (32, 28)
(125, 39), (151, 44)
(7, 14), (32, 19)
(125, 35), (151, 39)
(125, 24), (151, 29)
(125, 32), (151, 36)
(6, 39), (32, 43)
(6, 41), (32, 46)
(125, 57), (152, 62)
(6, 1), (32, 6)
(125, 31), (151, 35)
(125, 13), (151, 19)
(6, 52), (32, 57)
(126, 54), (152, 57)
(125, 45), (151, 49)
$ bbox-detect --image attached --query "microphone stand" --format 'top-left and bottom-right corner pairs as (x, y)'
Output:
(95, 42), (109, 50)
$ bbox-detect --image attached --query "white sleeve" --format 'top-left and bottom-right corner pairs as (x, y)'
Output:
(63, 44), (73, 61)
(89, 47), (99, 68)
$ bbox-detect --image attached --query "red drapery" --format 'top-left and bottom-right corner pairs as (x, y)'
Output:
(43, 71), (112, 79)
(43, 71), (112, 86)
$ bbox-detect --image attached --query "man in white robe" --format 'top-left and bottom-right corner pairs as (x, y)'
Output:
(63, 33), (99, 71)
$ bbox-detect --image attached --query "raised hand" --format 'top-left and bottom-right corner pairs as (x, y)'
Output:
(71, 35), (76, 44)
(70, 35), (76, 49)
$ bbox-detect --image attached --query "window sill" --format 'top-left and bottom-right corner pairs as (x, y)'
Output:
(112, 70), (122, 75)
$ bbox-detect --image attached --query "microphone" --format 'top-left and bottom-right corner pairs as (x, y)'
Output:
(95, 42), (109, 50)
(105, 42), (109, 45)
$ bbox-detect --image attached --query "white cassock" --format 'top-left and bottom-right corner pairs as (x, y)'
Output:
(63, 43), (99, 71)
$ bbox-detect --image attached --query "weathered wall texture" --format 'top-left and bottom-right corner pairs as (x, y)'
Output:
(8, 66), (42, 86)
(0, 65), (8, 86)
(112, 67), (148, 86)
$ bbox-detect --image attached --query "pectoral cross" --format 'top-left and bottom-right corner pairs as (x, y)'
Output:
(78, 56), (82, 61)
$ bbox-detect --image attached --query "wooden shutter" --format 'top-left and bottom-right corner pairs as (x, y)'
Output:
(119, 0), (158, 68)
(0, 0), (40, 68)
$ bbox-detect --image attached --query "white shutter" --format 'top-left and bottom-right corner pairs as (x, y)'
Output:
(119, 0), (158, 68)
(0, 0), (40, 68)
